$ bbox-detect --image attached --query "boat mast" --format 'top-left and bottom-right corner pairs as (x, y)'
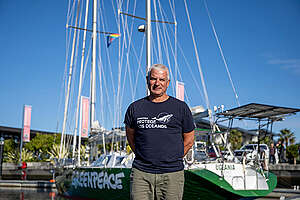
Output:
(73, 0), (90, 165)
(146, 0), (151, 93)
(60, 1), (81, 159)
(90, 0), (97, 133)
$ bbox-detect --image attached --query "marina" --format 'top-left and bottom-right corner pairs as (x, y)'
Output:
(1, 0), (300, 200)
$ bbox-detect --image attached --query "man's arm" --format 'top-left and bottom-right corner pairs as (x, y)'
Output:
(125, 125), (135, 153)
(183, 130), (194, 156)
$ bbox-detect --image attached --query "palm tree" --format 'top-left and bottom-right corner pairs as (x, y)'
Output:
(229, 129), (243, 150)
(5, 148), (34, 163)
(279, 128), (295, 147)
(46, 143), (69, 164)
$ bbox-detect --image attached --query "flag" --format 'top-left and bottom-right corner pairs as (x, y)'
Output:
(176, 81), (185, 101)
(80, 96), (89, 138)
(22, 105), (32, 142)
(107, 33), (120, 47)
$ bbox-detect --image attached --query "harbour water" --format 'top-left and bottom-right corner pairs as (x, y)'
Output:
(0, 188), (63, 200)
(0, 188), (299, 200)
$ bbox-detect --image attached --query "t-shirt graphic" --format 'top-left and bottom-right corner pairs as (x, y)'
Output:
(137, 113), (173, 129)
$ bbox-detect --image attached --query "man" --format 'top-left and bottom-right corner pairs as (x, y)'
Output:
(276, 140), (282, 163)
(124, 64), (195, 200)
(269, 143), (275, 164)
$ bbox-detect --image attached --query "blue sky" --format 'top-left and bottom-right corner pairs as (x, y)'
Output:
(0, 0), (300, 142)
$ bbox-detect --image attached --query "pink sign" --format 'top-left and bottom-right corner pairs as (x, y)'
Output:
(23, 105), (32, 142)
(81, 96), (89, 138)
(176, 81), (185, 101)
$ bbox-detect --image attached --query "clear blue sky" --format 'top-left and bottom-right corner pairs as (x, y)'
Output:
(0, 0), (300, 142)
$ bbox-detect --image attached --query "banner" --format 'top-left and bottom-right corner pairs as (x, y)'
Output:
(22, 105), (32, 142)
(176, 81), (185, 101)
(80, 96), (90, 138)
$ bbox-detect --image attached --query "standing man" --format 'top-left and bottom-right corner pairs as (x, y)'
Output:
(124, 64), (195, 200)
(269, 143), (275, 165)
(276, 140), (282, 163)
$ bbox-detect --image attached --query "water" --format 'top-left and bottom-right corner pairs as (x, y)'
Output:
(0, 188), (65, 200)
(1, 188), (299, 200)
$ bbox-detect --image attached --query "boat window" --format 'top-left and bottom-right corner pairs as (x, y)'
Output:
(115, 156), (125, 166)
(102, 155), (112, 165)
(242, 145), (255, 150)
(259, 145), (267, 151)
(91, 156), (105, 166)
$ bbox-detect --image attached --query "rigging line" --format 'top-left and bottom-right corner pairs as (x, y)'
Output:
(203, 0), (240, 106)
(66, 25), (120, 35)
(98, 0), (119, 128)
(110, 0), (119, 26)
(64, 1), (83, 155)
(119, 0), (137, 104)
(66, 0), (76, 31)
(124, 54), (134, 103)
(98, 57), (114, 129)
(153, 0), (162, 63)
(57, 0), (76, 142)
(155, 2), (176, 97)
(183, 0), (213, 127)
(97, 57), (105, 127)
(117, 0), (138, 127)
(170, 0), (179, 88)
(60, 0), (82, 158)
(119, 11), (176, 25)
(98, 13), (117, 105)
(116, 2), (126, 129)
(115, 1), (126, 130)
(66, 0), (85, 154)
(119, 2), (145, 100)
(132, 35), (146, 100)
(157, 0), (180, 97)
(177, 39), (205, 106)
(120, 54), (130, 116)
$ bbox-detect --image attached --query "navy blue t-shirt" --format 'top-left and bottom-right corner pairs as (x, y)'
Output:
(124, 96), (195, 173)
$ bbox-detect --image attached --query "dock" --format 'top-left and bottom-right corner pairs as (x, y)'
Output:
(0, 180), (56, 190)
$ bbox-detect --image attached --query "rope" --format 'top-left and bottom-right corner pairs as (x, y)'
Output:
(203, 0), (240, 107)
(183, 0), (213, 127)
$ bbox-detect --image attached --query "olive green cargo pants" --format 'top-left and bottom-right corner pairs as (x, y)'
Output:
(130, 168), (184, 200)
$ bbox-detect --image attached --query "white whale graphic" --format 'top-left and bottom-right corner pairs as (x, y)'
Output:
(152, 113), (173, 124)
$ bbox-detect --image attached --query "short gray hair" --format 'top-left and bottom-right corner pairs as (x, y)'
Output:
(147, 64), (170, 80)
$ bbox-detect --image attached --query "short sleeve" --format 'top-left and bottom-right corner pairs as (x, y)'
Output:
(124, 103), (135, 128)
(182, 103), (195, 133)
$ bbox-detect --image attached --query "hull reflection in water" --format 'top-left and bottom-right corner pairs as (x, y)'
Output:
(0, 188), (65, 200)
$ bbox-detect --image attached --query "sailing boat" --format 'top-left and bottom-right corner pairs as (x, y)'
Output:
(55, 0), (282, 199)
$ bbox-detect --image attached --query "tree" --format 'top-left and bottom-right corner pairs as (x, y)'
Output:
(286, 144), (299, 165)
(228, 129), (243, 150)
(279, 129), (295, 147)
(24, 133), (61, 161)
(5, 148), (34, 163)
(3, 139), (19, 163)
(259, 135), (272, 146)
(46, 143), (69, 164)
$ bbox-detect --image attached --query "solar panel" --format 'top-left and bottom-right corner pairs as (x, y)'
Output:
(216, 103), (300, 120)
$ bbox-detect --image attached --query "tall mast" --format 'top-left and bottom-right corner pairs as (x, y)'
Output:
(60, 1), (81, 159)
(146, 0), (151, 80)
(90, 0), (97, 132)
(73, 0), (90, 164)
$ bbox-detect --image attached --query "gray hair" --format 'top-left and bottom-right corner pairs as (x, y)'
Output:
(147, 64), (170, 81)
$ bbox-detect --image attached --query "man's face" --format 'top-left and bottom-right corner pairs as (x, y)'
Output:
(148, 68), (170, 97)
